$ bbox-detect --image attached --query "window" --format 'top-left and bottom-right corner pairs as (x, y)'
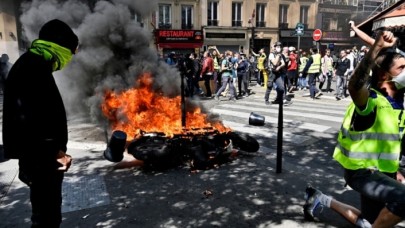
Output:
(279, 5), (288, 29)
(158, 4), (171, 29)
(256, 3), (266, 27)
(347, 0), (358, 6)
(300, 6), (309, 27)
(134, 13), (142, 25)
(232, 2), (242, 27)
(182, 5), (193, 29)
(208, 1), (218, 26)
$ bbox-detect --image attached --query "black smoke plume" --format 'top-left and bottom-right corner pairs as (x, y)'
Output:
(19, 0), (201, 127)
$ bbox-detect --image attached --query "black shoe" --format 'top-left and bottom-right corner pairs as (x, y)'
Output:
(335, 96), (341, 101)
(271, 99), (281, 104)
(265, 100), (270, 105)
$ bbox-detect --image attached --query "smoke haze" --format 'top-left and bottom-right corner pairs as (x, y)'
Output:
(19, 0), (193, 127)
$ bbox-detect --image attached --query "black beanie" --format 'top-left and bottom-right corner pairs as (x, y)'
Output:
(38, 19), (79, 54)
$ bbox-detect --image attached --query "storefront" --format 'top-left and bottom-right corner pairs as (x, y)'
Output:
(155, 29), (204, 57)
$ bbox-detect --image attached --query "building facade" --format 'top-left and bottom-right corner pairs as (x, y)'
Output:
(0, 0), (20, 63)
(151, 0), (320, 55)
(1, 0), (395, 63)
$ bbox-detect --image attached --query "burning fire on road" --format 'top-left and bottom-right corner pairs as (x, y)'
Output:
(101, 73), (230, 141)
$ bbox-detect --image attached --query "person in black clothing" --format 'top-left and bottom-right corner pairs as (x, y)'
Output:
(0, 53), (12, 94)
(334, 50), (351, 100)
(236, 53), (249, 97)
(186, 53), (200, 97)
(3, 19), (78, 227)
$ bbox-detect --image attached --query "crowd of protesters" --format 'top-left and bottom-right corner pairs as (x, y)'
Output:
(162, 42), (369, 105)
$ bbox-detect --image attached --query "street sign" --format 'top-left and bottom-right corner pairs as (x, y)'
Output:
(313, 29), (322, 41)
(295, 23), (304, 36)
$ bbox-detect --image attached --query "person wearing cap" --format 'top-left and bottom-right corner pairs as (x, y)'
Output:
(235, 52), (249, 97)
(266, 41), (291, 105)
(3, 19), (78, 227)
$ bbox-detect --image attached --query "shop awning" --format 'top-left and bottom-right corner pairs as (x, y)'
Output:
(358, 1), (405, 33)
(372, 4), (405, 30)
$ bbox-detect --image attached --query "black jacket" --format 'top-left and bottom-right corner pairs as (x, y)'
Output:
(3, 52), (68, 161)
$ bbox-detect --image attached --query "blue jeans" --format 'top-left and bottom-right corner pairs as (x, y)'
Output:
(216, 75), (235, 98)
(307, 73), (319, 98)
(336, 75), (347, 98)
(265, 72), (285, 101)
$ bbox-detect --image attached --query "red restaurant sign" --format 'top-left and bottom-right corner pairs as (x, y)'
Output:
(156, 29), (203, 43)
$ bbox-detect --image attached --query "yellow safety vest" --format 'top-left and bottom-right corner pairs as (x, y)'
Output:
(299, 56), (308, 73)
(333, 90), (403, 173)
(257, 53), (267, 70)
(308, 54), (321, 73)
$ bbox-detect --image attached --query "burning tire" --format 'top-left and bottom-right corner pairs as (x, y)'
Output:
(127, 135), (183, 170)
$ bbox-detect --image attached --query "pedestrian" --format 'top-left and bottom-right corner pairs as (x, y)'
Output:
(287, 46), (298, 93)
(214, 51), (236, 102)
(0, 53), (11, 93)
(210, 46), (222, 93)
(304, 30), (405, 227)
(3, 19), (77, 227)
(334, 49), (351, 100)
(265, 42), (291, 106)
(319, 48), (334, 93)
(166, 51), (177, 66)
(251, 48), (267, 87)
(302, 46), (323, 100)
(236, 52), (249, 97)
(298, 51), (308, 91)
(200, 51), (215, 98)
(186, 52), (199, 97)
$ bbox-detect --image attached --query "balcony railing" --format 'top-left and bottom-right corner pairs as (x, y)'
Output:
(158, 22), (172, 29)
(232, 20), (242, 27)
(207, 19), (219, 26)
(181, 24), (194, 29)
(256, 21), (266, 27)
(279, 22), (289, 29)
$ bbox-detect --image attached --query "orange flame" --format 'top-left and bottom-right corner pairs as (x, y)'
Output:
(101, 73), (230, 140)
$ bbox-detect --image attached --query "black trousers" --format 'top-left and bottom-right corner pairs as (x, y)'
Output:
(19, 159), (64, 228)
(203, 73), (213, 97)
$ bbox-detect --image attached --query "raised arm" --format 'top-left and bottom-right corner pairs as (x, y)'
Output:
(348, 31), (397, 107)
(349, 21), (374, 46)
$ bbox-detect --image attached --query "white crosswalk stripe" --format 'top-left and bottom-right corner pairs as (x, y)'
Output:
(210, 89), (352, 144)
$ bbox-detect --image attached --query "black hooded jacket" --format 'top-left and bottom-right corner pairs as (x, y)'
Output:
(3, 52), (68, 161)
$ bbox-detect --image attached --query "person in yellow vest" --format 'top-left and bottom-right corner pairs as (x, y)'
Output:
(303, 31), (405, 227)
(319, 48), (334, 93)
(302, 46), (323, 100)
(298, 51), (308, 91)
(251, 48), (268, 87)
